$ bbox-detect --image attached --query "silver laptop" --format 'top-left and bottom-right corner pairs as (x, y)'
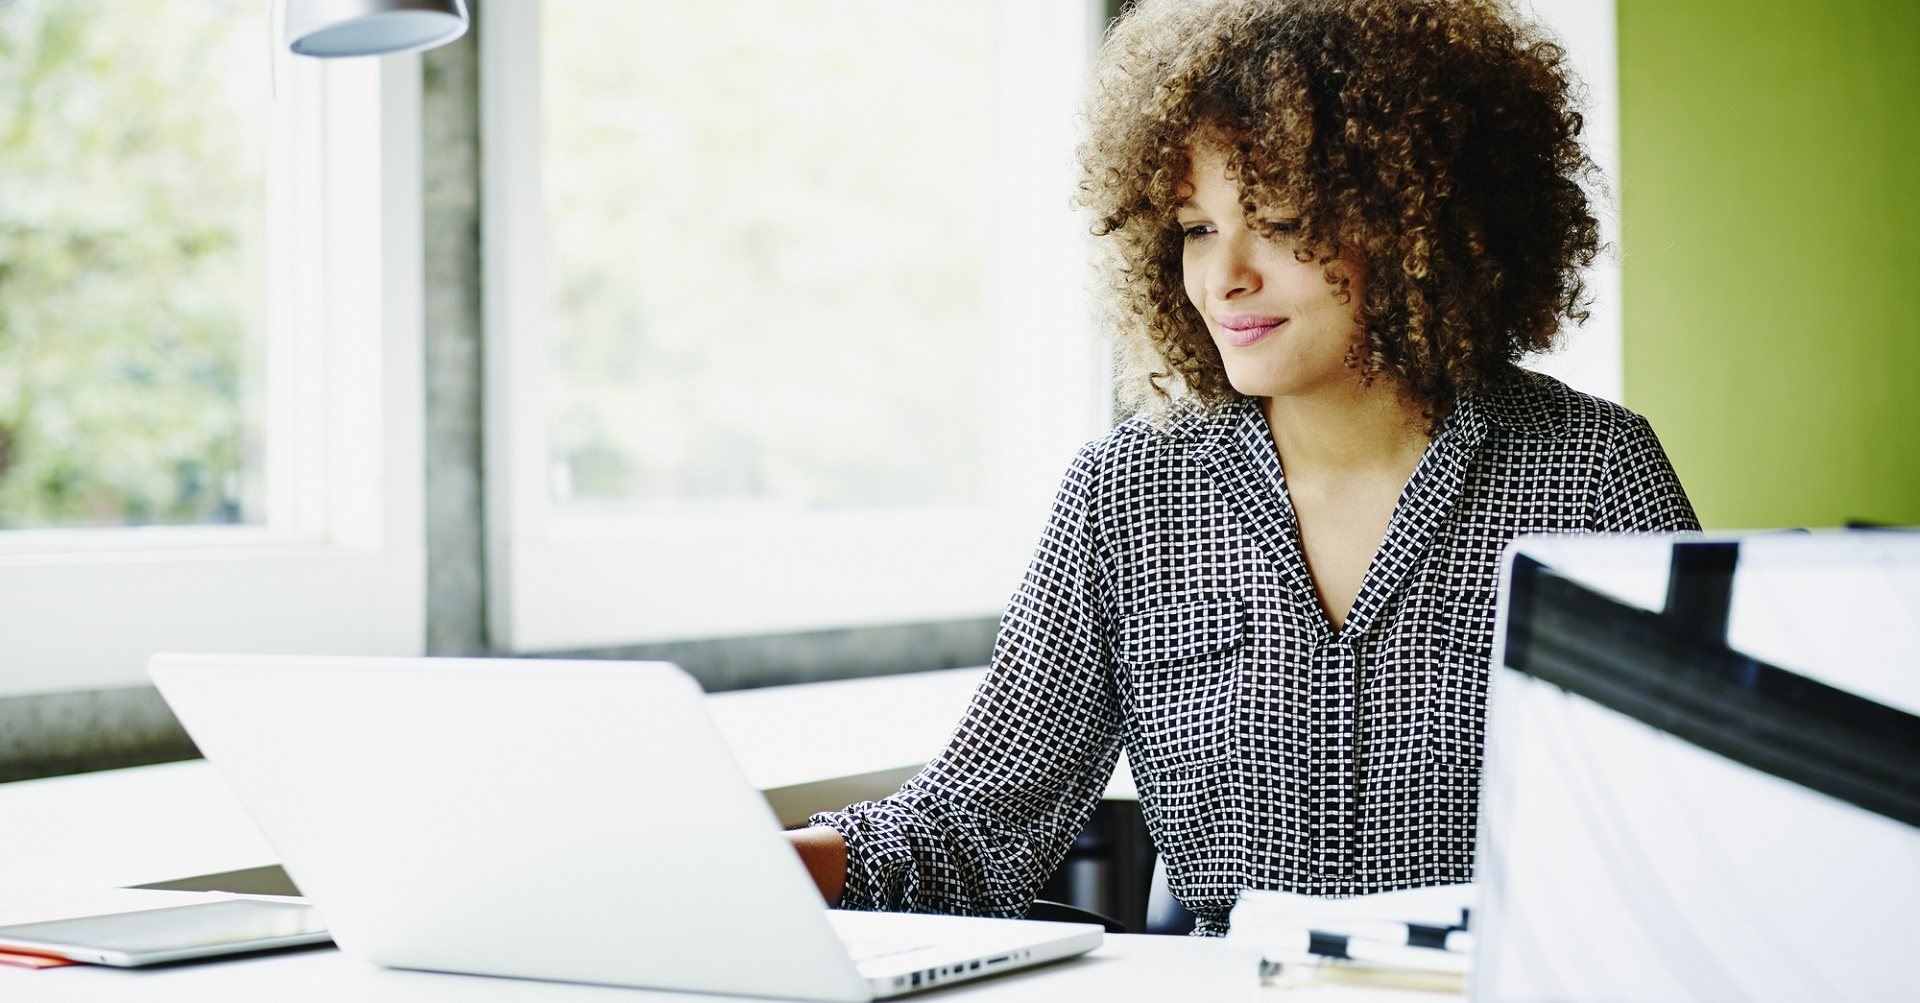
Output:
(1474, 531), (1919, 1001)
(149, 654), (1101, 1000)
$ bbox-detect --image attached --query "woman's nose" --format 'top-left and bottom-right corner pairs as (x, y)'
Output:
(1205, 233), (1263, 301)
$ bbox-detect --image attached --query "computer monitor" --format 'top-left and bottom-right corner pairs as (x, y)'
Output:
(1473, 530), (1919, 1002)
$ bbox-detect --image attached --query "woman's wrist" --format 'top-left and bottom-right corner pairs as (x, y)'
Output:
(786, 825), (849, 907)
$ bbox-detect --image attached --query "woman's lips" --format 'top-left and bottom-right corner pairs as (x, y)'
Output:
(1220, 319), (1285, 347)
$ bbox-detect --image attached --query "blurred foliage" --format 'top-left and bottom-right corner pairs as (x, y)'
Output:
(544, 0), (997, 512)
(0, 0), (266, 529)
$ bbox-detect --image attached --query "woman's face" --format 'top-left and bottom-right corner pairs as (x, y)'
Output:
(1177, 142), (1369, 400)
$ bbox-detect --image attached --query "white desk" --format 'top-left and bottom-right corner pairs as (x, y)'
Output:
(0, 667), (1136, 891)
(0, 669), (1440, 1001)
(0, 758), (278, 890)
(10, 931), (1274, 1002)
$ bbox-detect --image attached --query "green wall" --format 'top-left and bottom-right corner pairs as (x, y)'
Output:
(1619, 1), (1920, 529)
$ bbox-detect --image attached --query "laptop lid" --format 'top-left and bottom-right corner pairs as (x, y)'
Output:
(150, 654), (874, 1001)
(1473, 531), (1920, 1001)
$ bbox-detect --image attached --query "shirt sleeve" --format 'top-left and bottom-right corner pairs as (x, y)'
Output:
(1591, 414), (1702, 532)
(808, 442), (1125, 918)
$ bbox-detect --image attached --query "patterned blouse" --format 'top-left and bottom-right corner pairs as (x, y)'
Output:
(810, 370), (1699, 936)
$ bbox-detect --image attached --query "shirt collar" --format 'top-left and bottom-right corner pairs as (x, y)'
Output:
(1189, 367), (1561, 456)
(1204, 392), (1481, 461)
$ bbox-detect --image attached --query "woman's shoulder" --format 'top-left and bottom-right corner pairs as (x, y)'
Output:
(1107, 395), (1250, 449)
(1473, 368), (1657, 447)
(1474, 369), (1695, 529)
(1059, 396), (1249, 488)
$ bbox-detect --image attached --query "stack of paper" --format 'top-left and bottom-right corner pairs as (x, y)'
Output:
(1225, 883), (1476, 995)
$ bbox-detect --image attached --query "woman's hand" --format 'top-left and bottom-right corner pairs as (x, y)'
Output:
(785, 826), (848, 906)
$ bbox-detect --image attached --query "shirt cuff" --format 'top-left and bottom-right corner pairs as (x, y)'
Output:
(808, 804), (914, 912)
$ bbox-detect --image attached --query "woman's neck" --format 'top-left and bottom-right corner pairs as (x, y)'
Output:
(1262, 377), (1434, 479)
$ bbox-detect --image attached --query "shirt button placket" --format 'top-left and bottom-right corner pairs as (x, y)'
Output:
(1309, 634), (1359, 890)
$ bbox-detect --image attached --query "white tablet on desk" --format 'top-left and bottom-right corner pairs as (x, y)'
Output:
(0, 898), (329, 967)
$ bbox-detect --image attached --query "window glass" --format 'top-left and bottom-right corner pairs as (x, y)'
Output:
(0, 0), (269, 529)
(542, 0), (996, 514)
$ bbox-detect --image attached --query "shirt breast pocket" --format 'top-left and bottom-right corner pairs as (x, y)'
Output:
(1115, 594), (1244, 879)
(1115, 594), (1245, 772)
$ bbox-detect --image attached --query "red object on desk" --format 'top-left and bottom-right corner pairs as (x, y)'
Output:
(0, 948), (74, 969)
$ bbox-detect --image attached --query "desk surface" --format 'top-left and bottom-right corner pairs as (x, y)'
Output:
(0, 667), (1134, 890)
(7, 935), (1247, 1002)
(4, 932), (1450, 1002)
(0, 669), (1440, 1002)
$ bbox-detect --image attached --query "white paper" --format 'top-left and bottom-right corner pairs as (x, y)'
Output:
(1479, 532), (1920, 1002)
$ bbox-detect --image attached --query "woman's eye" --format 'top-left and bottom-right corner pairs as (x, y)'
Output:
(1180, 224), (1213, 241)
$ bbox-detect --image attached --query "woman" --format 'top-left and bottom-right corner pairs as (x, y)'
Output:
(789, 0), (1697, 936)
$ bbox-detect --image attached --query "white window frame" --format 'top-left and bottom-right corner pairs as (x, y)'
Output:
(0, 56), (426, 697)
(482, 0), (1110, 652)
(1518, 0), (1624, 402)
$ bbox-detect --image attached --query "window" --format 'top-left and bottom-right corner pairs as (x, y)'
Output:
(0, 0), (424, 696)
(1, 3), (270, 531)
(1519, 0), (1623, 403)
(485, 0), (1110, 650)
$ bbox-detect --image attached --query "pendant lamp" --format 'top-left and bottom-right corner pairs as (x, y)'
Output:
(284, 0), (469, 58)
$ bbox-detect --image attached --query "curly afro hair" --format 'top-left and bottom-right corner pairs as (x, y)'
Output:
(1075, 0), (1603, 430)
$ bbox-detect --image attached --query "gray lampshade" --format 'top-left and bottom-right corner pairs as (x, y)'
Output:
(285, 0), (469, 58)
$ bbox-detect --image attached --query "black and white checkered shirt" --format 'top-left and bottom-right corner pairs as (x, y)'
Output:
(810, 370), (1699, 936)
